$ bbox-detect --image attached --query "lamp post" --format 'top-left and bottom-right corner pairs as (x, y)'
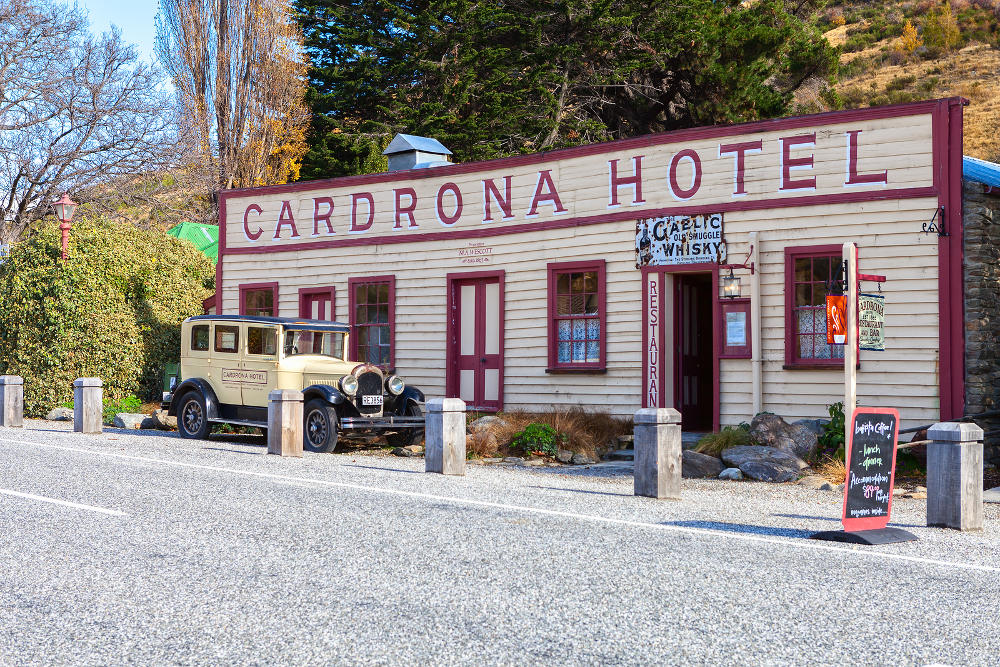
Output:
(53, 193), (77, 260)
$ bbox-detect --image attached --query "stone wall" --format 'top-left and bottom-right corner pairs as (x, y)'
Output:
(963, 179), (1000, 464)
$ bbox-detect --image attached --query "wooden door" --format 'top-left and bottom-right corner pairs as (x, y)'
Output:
(449, 274), (503, 410)
(674, 274), (713, 430)
(299, 288), (335, 320)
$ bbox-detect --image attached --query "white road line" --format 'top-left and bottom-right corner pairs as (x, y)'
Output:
(0, 488), (126, 517)
(1, 436), (998, 574)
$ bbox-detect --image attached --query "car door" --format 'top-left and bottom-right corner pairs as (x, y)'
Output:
(213, 322), (243, 407)
(242, 324), (279, 408)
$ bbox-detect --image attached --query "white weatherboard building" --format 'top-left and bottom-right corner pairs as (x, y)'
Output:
(213, 98), (967, 433)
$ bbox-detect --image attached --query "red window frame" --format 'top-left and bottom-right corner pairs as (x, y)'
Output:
(546, 260), (607, 372)
(718, 298), (752, 359)
(298, 286), (337, 320)
(348, 275), (395, 369)
(784, 245), (845, 369)
(239, 282), (278, 317)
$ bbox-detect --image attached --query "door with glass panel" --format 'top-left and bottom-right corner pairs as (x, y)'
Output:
(448, 273), (503, 411)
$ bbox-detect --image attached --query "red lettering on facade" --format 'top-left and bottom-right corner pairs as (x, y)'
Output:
(719, 140), (763, 196)
(437, 182), (464, 226)
(243, 203), (263, 242)
(780, 134), (817, 190)
(528, 170), (567, 216)
(394, 188), (418, 229)
(274, 200), (301, 240)
(845, 130), (888, 186)
(313, 197), (334, 235)
(350, 193), (375, 232)
(483, 176), (514, 222)
(669, 149), (702, 200)
(608, 155), (645, 207)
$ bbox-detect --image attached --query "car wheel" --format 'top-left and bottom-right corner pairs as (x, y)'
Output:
(304, 399), (340, 453)
(386, 401), (424, 448)
(177, 391), (210, 439)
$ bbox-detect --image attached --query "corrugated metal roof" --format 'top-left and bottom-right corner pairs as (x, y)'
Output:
(383, 133), (452, 156)
(964, 155), (1000, 188)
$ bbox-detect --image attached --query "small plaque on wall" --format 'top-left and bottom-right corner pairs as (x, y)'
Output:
(719, 299), (751, 358)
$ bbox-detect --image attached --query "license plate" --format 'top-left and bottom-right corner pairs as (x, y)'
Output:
(361, 395), (383, 406)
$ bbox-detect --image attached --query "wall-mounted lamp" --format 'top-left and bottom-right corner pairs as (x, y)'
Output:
(719, 243), (754, 300)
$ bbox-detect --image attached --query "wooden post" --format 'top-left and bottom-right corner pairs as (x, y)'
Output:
(73, 378), (102, 434)
(426, 398), (466, 475)
(267, 389), (304, 457)
(0, 375), (23, 428)
(926, 422), (984, 531)
(749, 231), (762, 416)
(633, 407), (682, 499)
(843, 242), (858, 454)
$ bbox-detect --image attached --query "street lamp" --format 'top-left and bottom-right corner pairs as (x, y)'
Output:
(53, 193), (77, 260)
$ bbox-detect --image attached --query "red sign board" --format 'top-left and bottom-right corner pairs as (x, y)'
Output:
(826, 295), (847, 345)
(841, 407), (900, 532)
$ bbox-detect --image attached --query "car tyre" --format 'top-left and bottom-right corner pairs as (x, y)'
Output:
(177, 391), (210, 439)
(386, 401), (424, 448)
(304, 399), (340, 453)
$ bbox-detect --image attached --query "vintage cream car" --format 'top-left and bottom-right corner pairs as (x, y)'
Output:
(164, 315), (425, 452)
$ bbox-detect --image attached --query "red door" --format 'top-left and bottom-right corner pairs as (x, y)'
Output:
(448, 273), (504, 411)
(299, 288), (335, 320)
(674, 273), (713, 430)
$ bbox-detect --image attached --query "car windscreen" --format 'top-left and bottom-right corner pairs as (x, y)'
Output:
(283, 329), (345, 359)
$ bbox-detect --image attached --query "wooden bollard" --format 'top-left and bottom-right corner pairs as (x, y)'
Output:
(426, 398), (465, 475)
(73, 378), (103, 434)
(0, 375), (23, 427)
(927, 422), (984, 531)
(267, 389), (304, 457)
(634, 407), (682, 499)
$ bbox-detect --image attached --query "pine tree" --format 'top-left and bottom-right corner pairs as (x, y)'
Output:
(923, 1), (962, 57)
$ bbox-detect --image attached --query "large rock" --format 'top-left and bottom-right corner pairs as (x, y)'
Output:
(720, 445), (808, 483)
(682, 450), (724, 478)
(151, 409), (177, 430)
(571, 453), (596, 465)
(470, 416), (505, 432)
(749, 413), (819, 461)
(556, 449), (573, 463)
(46, 407), (73, 421)
(113, 413), (155, 430)
(792, 418), (829, 437)
(719, 467), (744, 481)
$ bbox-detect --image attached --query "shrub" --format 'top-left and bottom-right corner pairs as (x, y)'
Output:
(694, 424), (752, 457)
(470, 408), (632, 460)
(102, 395), (142, 425)
(510, 423), (566, 457)
(923, 0), (963, 55)
(818, 401), (846, 460)
(0, 215), (213, 416)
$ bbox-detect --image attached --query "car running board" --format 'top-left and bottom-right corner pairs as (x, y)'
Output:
(340, 416), (426, 429)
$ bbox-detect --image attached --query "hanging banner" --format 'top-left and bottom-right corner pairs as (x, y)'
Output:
(635, 213), (726, 267)
(859, 293), (885, 351)
(826, 295), (847, 345)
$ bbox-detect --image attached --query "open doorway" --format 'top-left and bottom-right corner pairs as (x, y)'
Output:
(674, 273), (714, 431)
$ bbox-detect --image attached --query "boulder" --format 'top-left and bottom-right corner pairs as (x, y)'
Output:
(391, 447), (417, 457)
(470, 416), (505, 432)
(46, 407), (73, 421)
(719, 467), (744, 481)
(503, 456), (524, 464)
(556, 449), (574, 463)
(151, 409), (177, 430)
(749, 413), (819, 460)
(114, 413), (154, 430)
(571, 453), (596, 465)
(682, 450), (724, 479)
(721, 445), (808, 483)
(792, 418), (829, 437)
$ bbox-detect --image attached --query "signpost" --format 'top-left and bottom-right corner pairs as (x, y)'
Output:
(812, 406), (917, 544)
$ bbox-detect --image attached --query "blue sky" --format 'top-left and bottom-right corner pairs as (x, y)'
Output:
(79, 0), (159, 65)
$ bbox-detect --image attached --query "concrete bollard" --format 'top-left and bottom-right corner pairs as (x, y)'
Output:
(73, 378), (103, 434)
(0, 376), (23, 428)
(926, 422), (984, 531)
(634, 408), (682, 499)
(426, 398), (466, 475)
(267, 389), (304, 457)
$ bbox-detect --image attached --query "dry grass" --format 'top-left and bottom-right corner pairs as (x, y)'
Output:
(815, 456), (848, 485)
(693, 426), (752, 457)
(468, 408), (632, 460)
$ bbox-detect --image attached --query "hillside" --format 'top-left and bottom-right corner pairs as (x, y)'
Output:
(797, 0), (1000, 162)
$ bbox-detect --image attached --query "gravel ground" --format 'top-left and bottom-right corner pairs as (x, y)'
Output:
(1, 420), (999, 665)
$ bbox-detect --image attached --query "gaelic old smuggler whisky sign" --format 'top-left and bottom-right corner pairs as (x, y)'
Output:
(635, 213), (726, 267)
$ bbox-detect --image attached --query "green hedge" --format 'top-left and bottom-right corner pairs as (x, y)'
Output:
(0, 217), (214, 416)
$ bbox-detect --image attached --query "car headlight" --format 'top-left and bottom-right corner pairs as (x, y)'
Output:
(339, 375), (359, 396)
(386, 375), (405, 395)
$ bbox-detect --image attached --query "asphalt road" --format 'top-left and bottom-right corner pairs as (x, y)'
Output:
(1, 422), (999, 666)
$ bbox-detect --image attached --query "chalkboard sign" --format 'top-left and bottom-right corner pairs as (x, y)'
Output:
(842, 407), (900, 532)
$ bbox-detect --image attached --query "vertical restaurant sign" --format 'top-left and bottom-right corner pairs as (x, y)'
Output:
(859, 293), (885, 351)
(842, 407), (900, 532)
(645, 273), (660, 408)
(826, 295), (847, 345)
(636, 213), (726, 267)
